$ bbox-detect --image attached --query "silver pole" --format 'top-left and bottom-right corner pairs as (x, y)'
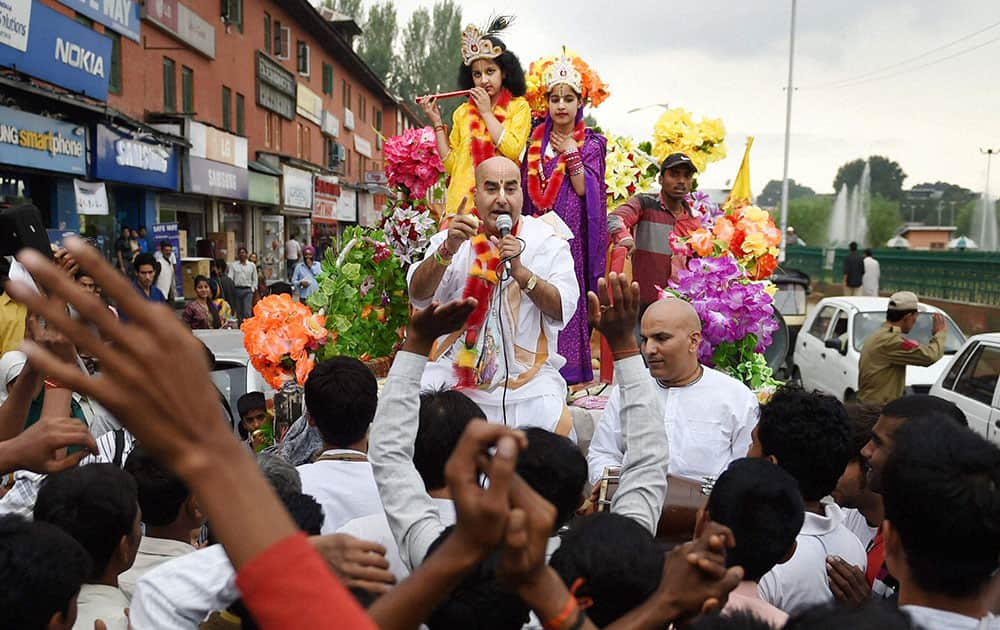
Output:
(778, 0), (797, 261)
(981, 148), (998, 244)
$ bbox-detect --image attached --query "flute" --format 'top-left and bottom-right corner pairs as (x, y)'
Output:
(415, 89), (471, 103)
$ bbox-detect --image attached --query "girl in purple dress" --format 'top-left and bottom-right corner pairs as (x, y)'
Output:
(521, 55), (608, 385)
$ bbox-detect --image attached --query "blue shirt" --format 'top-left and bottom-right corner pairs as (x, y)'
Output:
(291, 261), (323, 300)
(137, 237), (149, 253)
(134, 281), (166, 303)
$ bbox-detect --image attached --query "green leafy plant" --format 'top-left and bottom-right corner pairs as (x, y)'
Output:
(306, 226), (409, 362)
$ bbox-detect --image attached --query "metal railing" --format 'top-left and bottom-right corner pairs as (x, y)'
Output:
(783, 246), (1000, 305)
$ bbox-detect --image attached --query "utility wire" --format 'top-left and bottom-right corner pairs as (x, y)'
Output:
(800, 17), (1000, 89)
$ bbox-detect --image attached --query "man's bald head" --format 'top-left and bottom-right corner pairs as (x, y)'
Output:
(474, 156), (524, 237)
(640, 297), (703, 383)
(475, 156), (521, 186)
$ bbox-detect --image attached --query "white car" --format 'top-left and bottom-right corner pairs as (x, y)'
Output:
(930, 333), (1000, 445)
(194, 329), (274, 433)
(792, 297), (966, 401)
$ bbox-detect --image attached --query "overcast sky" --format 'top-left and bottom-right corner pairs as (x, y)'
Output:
(378, 0), (999, 195)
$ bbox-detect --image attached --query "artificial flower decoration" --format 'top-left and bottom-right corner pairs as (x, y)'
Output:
(651, 107), (727, 173)
(384, 127), (445, 199)
(242, 294), (329, 389)
(604, 134), (659, 210)
(381, 200), (438, 267)
(524, 50), (610, 116)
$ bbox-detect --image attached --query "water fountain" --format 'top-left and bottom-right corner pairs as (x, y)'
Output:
(971, 192), (999, 251)
(826, 161), (871, 246)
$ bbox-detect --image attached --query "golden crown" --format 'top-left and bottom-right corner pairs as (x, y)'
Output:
(461, 24), (504, 66)
(545, 54), (582, 93)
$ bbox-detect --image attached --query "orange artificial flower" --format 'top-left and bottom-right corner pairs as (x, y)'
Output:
(688, 229), (714, 257)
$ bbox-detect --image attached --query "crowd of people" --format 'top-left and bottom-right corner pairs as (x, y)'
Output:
(0, 17), (998, 630)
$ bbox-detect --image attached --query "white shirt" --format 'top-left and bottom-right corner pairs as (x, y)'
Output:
(227, 260), (257, 289)
(296, 449), (384, 533)
(902, 605), (1000, 629)
(130, 544), (237, 630)
(862, 257), (880, 297)
(153, 250), (176, 299)
(73, 584), (129, 630)
(407, 217), (578, 418)
(284, 238), (301, 261)
(338, 498), (456, 580)
(587, 366), (759, 484)
(758, 499), (868, 615)
(841, 507), (878, 549)
(118, 536), (196, 600)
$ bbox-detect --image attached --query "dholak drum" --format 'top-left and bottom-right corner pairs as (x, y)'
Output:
(596, 467), (713, 545)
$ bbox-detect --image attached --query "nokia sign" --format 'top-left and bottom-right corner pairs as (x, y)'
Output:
(54, 37), (105, 78)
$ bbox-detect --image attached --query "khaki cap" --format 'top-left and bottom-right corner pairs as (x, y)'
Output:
(888, 291), (922, 312)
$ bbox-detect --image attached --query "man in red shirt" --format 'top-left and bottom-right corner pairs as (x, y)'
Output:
(607, 153), (700, 312)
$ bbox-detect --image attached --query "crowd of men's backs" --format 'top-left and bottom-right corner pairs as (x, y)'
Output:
(0, 155), (996, 630)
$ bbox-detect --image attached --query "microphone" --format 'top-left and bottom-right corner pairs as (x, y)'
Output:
(495, 215), (513, 273)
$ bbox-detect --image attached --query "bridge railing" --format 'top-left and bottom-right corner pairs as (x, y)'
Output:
(782, 246), (1000, 305)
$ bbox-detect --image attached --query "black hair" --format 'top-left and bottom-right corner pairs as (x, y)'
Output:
(681, 610), (777, 630)
(425, 526), (530, 630)
(124, 445), (191, 527)
(415, 389), (482, 491)
(844, 401), (882, 458)
(193, 274), (211, 289)
(238, 391), (267, 418)
(280, 492), (324, 536)
(214, 258), (228, 272)
(785, 601), (913, 630)
(133, 252), (157, 272)
(849, 242), (858, 251)
(882, 394), (967, 427)
(864, 248), (873, 257)
(34, 464), (139, 580)
(706, 458), (804, 582)
(159, 240), (171, 249)
(886, 309), (915, 323)
(304, 356), (378, 447)
(269, 281), (294, 296)
(516, 428), (587, 527)
(549, 513), (665, 626)
(456, 37), (527, 97)
(757, 386), (852, 501)
(883, 416), (1000, 598)
(0, 514), (92, 629)
(238, 246), (248, 254)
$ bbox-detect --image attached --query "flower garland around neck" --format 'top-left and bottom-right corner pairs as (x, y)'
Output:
(526, 120), (585, 211)
(468, 89), (513, 167)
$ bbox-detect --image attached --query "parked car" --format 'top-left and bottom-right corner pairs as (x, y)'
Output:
(194, 329), (273, 432)
(930, 333), (1000, 444)
(792, 297), (966, 401)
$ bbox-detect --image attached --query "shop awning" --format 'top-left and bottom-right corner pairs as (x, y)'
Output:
(248, 160), (283, 177)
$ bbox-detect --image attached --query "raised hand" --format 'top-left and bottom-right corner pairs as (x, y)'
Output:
(827, 555), (870, 606)
(496, 474), (557, 591)
(469, 87), (491, 114)
(418, 96), (443, 127)
(587, 272), (641, 354)
(403, 299), (478, 356)
(0, 416), (97, 475)
(311, 534), (397, 594)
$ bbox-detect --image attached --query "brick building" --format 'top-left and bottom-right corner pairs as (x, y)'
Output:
(0, 0), (418, 289)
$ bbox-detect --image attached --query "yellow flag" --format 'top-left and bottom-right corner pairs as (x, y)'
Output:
(725, 136), (754, 209)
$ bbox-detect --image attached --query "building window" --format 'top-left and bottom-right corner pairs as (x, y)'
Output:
(296, 41), (310, 76)
(263, 12), (271, 54)
(181, 66), (194, 113)
(358, 94), (366, 121)
(236, 93), (245, 136)
(162, 57), (176, 113)
(342, 80), (351, 110)
(222, 86), (232, 132)
(374, 108), (382, 132)
(222, 0), (242, 33)
(275, 23), (290, 60)
(358, 153), (365, 178)
(322, 63), (333, 96)
(108, 31), (122, 94)
(265, 112), (282, 150)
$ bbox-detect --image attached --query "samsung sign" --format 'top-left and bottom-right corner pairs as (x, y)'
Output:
(0, 105), (86, 174)
(0, 1), (112, 100)
(93, 124), (179, 190)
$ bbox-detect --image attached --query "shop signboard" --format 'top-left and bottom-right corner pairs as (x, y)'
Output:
(143, 0), (215, 58)
(0, 0), (31, 52)
(336, 187), (357, 223)
(93, 124), (178, 190)
(185, 156), (248, 200)
(313, 175), (339, 224)
(0, 105), (86, 175)
(248, 171), (280, 206)
(256, 51), (295, 120)
(282, 165), (312, 209)
(188, 121), (247, 169)
(364, 170), (387, 185)
(354, 136), (372, 159)
(321, 110), (339, 137)
(296, 84), (322, 125)
(0, 1), (112, 100)
(73, 179), (109, 215)
(152, 222), (182, 296)
(53, 0), (141, 42)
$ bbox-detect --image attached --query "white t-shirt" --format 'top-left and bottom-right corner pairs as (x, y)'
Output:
(118, 536), (196, 600)
(758, 499), (868, 615)
(284, 238), (302, 261)
(74, 584), (129, 630)
(296, 449), (385, 533)
(130, 544), (237, 629)
(587, 366), (759, 484)
(902, 605), (1000, 630)
(841, 507), (878, 549)
(862, 257), (880, 297)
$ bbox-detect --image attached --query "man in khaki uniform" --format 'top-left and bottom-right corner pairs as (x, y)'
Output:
(858, 291), (946, 404)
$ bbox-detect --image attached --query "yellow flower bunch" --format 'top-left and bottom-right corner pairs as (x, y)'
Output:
(524, 50), (610, 116)
(651, 108), (728, 173)
(605, 135), (658, 209)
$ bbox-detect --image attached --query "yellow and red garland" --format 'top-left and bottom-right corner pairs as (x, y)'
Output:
(467, 89), (513, 168)
(525, 121), (585, 211)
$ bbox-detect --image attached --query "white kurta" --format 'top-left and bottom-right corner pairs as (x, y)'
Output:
(153, 251), (176, 299)
(587, 366), (759, 483)
(407, 216), (579, 432)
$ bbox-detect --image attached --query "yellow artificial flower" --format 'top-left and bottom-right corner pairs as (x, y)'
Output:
(742, 232), (769, 258)
(700, 117), (727, 143)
